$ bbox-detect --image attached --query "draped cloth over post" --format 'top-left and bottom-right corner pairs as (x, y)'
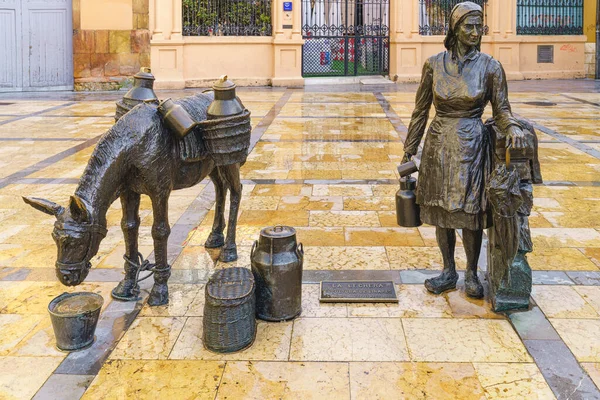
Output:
(486, 119), (542, 311)
(403, 49), (520, 230)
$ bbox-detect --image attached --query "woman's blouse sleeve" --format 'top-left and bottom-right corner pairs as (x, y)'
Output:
(489, 60), (519, 134)
(404, 58), (434, 155)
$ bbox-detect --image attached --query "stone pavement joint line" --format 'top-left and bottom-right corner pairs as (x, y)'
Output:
(508, 307), (600, 399)
(374, 91), (409, 141)
(561, 94), (600, 108)
(1, 83), (600, 398)
(259, 138), (398, 142)
(10, 177), (600, 188)
(0, 102), (76, 126)
(515, 113), (600, 161)
(524, 339), (600, 399)
(0, 137), (89, 142)
(4, 267), (600, 287)
(248, 89), (294, 152)
(0, 135), (102, 189)
(6, 178), (81, 185)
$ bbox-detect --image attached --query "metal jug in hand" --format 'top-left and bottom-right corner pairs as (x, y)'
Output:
(396, 161), (422, 227)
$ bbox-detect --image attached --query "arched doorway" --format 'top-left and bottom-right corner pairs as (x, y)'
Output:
(301, 0), (389, 77)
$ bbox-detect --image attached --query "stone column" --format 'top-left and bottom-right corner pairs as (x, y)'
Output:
(171, 0), (182, 40)
(150, 0), (185, 88)
(488, 0), (501, 36)
(272, 0), (304, 86)
(389, 0), (422, 82)
(151, 0), (164, 40)
(489, 0), (523, 80)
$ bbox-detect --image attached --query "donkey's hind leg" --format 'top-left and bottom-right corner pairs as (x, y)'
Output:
(148, 193), (171, 306)
(218, 163), (242, 262)
(205, 168), (226, 249)
(112, 190), (142, 301)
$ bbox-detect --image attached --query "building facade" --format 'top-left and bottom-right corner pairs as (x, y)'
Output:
(0, 0), (595, 91)
(584, 0), (597, 78)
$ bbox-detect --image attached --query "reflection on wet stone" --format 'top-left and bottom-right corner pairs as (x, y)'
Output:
(0, 49), (599, 400)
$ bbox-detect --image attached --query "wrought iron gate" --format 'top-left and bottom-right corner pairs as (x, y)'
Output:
(301, 0), (389, 77)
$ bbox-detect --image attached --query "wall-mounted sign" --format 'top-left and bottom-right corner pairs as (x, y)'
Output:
(283, 2), (292, 11)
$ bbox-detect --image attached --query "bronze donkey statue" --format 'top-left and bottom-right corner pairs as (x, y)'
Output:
(23, 92), (244, 306)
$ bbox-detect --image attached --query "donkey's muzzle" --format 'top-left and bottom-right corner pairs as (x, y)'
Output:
(55, 261), (91, 286)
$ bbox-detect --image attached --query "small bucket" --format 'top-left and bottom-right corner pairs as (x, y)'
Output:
(48, 292), (103, 352)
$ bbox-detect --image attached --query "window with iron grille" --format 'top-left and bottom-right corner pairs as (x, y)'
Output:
(183, 0), (273, 36)
(418, 0), (488, 36)
(517, 0), (583, 35)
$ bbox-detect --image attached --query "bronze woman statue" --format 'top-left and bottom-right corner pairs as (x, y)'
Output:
(402, 1), (525, 298)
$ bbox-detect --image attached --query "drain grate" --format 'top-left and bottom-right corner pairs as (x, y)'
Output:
(524, 101), (557, 107)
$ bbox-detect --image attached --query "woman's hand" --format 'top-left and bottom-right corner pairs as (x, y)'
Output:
(507, 125), (525, 150)
(401, 153), (413, 164)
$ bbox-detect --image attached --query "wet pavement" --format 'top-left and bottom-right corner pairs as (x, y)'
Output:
(0, 79), (599, 399)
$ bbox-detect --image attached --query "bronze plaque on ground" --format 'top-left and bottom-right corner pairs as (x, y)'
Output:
(319, 281), (398, 303)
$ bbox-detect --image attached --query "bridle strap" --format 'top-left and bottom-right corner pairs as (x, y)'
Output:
(55, 222), (107, 237)
(56, 260), (91, 271)
(55, 222), (107, 271)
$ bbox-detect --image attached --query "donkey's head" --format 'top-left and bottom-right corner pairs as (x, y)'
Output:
(23, 195), (107, 286)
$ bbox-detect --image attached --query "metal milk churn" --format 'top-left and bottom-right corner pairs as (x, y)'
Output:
(251, 226), (304, 321)
(396, 161), (422, 227)
(115, 67), (159, 122)
(157, 98), (197, 139)
(207, 75), (245, 119)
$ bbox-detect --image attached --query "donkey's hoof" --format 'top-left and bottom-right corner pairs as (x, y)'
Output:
(148, 284), (169, 306)
(219, 246), (238, 262)
(205, 232), (225, 248)
(148, 284), (169, 307)
(111, 280), (140, 301)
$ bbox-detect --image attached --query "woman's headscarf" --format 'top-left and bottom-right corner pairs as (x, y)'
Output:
(444, 2), (484, 51)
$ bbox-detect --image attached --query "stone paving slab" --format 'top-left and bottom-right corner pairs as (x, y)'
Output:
(524, 340), (600, 400)
(0, 80), (599, 398)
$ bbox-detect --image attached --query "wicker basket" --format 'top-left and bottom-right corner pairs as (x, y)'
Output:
(196, 110), (251, 166)
(203, 267), (256, 353)
(115, 98), (158, 122)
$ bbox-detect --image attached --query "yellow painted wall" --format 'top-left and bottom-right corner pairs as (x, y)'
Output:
(519, 40), (586, 79)
(81, 0), (133, 30)
(182, 38), (274, 86)
(584, 0), (596, 43)
(146, 0), (588, 86)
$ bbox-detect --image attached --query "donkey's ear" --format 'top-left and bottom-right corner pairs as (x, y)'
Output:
(69, 195), (89, 223)
(22, 197), (64, 216)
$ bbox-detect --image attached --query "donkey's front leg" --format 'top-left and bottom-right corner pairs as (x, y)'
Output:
(148, 193), (171, 306)
(218, 164), (242, 262)
(112, 191), (142, 301)
(205, 169), (226, 249)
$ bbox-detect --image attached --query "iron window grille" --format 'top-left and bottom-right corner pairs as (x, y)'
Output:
(183, 0), (273, 36)
(516, 0), (583, 35)
(418, 0), (488, 36)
